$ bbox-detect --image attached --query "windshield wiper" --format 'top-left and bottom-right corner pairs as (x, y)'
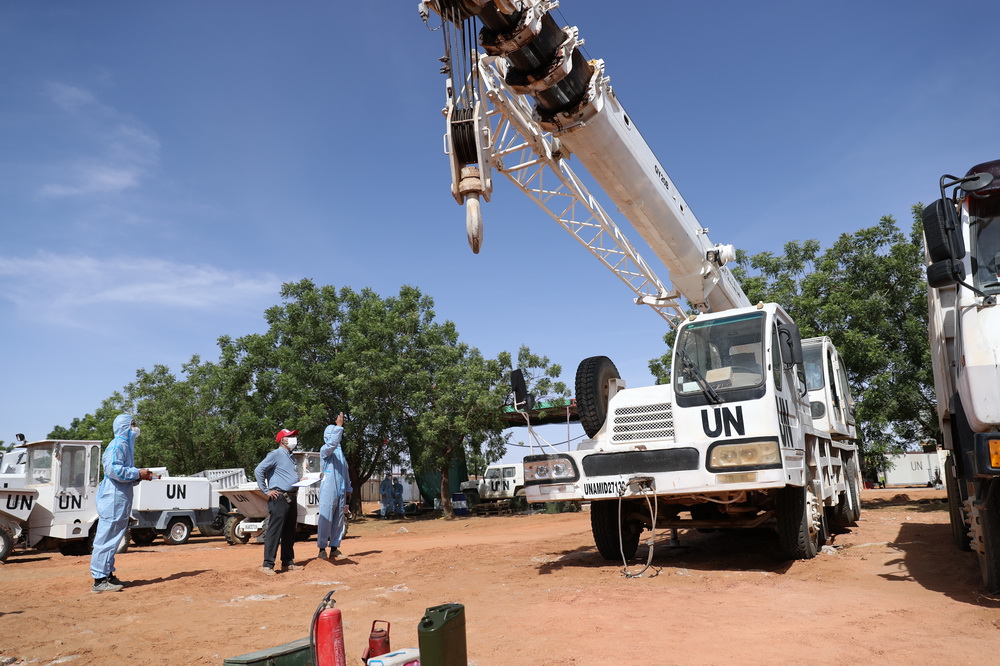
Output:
(677, 346), (722, 404)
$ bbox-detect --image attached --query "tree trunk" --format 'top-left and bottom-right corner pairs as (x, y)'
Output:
(439, 463), (454, 519)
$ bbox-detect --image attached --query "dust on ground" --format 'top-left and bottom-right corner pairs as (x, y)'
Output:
(2, 488), (998, 665)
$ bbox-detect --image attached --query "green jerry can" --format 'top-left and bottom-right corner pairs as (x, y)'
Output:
(417, 603), (467, 666)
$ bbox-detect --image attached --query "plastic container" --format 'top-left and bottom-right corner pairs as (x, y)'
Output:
(417, 603), (466, 666)
(367, 648), (421, 666)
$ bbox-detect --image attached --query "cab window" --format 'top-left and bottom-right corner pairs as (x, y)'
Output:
(28, 445), (53, 484)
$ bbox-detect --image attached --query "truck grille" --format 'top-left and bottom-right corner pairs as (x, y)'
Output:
(610, 402), (674, 442)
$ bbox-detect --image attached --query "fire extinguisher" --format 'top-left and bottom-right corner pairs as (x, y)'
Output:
(311, 591), (347, 666)
(361, 620), (391, 664)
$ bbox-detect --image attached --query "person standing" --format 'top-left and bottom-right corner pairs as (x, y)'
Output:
(317, 412), (351, 559)
(392, 475), (404, 517)
(379, 473), (393, 519)
(255, 428), (304, 575)
(90, 414), (153, 593)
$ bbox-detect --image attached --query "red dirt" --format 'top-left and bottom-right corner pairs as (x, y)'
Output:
(2, 487), (998, 665)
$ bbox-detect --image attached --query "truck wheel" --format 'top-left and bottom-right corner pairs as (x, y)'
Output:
(115, 527), (131, 555)
(590, 499), (640, 561)
(224, 515), (251, 545)
(576, 356), (620, 439)
(0, 525), (13, 562)
(162, 518), (192, 545)
(131, 528), (157, 546)
(831, 455), (861, 528)
(199, 509), (227, 537)
(775, 483), (820, 560)
(975, 479), (1000, 593)
(945, 456), (971, 551)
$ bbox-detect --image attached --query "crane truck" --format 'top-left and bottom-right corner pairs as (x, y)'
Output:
(418, 0), (860, 561)
(922, 158), (1000, 592)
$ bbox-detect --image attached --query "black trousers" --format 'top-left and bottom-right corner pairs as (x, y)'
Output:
(262, 493), (298, 568)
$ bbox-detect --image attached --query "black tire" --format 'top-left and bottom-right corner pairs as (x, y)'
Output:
(0, 525), (13, 562)
(162, 518), (192, 546)
(590, 499), (640, 561)
(775, 484), (820, 560)
(132, 528), (157, 546)
(116, 526), (131, 555)
(199, 509), (227, 537)
(831, 455), (861, 528)
(576, 356), (620, 439)
(945, 456), (972, 551)
(975, 480), (1000, 593)
(224, 515), (251, 545)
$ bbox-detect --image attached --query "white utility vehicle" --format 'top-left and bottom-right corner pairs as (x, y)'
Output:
(922, 158), (1000, 592)
(418, 0), (861, 562)
(460, 463), (525, 506)
(130, 467), (247, 546)
(0, 439), (129, 561)
(218, 451), (327, 545)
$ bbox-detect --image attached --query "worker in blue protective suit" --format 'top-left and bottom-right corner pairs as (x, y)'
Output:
(392, 476), (404, 516)
(89, 414), (153, 593)
(379, 474), (393, 519)
(317, 412), (351, 559)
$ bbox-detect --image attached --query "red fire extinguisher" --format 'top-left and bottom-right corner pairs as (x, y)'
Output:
(311, 592), (347, 666)
(361, 620), (391, 664)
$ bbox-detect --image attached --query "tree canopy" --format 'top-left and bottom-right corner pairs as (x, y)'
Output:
(49, 279), (564, 516)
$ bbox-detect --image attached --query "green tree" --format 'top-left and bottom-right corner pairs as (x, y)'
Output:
(48, 394), (127, 446)
(405, 323), (510, 518)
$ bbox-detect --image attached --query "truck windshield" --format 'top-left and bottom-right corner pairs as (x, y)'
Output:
(802, 344), (825, 391)
(971, 196), (1000, 294)
(674, 312), (766, 396)
(27, 445), (53, 485)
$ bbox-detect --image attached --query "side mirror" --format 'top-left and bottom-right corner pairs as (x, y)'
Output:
(923, 199), (965, 263)
(927, 258), (965, 289)
(777, 322), (804, 367)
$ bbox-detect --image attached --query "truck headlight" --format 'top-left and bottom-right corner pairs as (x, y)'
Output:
(524, 455), (578, 483)
(707, 440), (780, 471)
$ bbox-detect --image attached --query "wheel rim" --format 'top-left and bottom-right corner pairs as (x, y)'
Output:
(170, 522), (188, 541)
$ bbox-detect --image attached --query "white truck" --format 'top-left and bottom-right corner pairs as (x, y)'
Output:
(922, 158), (1000, 592)
(460, 463), (525, 507)
(418, 0), (861, 561)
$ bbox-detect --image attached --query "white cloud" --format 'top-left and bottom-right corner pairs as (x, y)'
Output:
(38, 82), (160, 198)
(0, 253), (282, 326)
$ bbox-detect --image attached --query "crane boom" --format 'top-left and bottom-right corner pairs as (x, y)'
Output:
(423, 0), (749, 313)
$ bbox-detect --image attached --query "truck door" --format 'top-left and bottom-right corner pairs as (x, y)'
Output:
(53, 443), (91, 524)
(483, 466), (503, 500)
(772, 323), (804, 451)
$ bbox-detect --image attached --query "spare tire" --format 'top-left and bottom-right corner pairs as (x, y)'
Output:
(576, 356), (620, 438)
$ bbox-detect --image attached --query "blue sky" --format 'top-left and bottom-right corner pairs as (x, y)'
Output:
(2, 2), (998, 461)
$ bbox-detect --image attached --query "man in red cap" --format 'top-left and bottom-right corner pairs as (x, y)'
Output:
(254, 428), (304, 575)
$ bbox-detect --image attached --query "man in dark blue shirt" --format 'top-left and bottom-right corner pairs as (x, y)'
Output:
(255, 428), (303, 575)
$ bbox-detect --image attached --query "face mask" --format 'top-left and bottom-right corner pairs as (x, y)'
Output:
(285, 437), (298, 450)
(131, 426), (140, 439)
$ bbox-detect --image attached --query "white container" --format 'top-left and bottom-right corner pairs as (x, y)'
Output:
(367, 647), (420, 665)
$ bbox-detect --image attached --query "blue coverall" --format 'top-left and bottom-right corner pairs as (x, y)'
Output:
(317, 424), (351, 550)
(89, 414), (141, 580)
(379, 476), (393, 518)
(392, 478), (404, 515)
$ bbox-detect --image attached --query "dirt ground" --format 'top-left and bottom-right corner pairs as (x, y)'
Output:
(2, 487), (999, 665)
